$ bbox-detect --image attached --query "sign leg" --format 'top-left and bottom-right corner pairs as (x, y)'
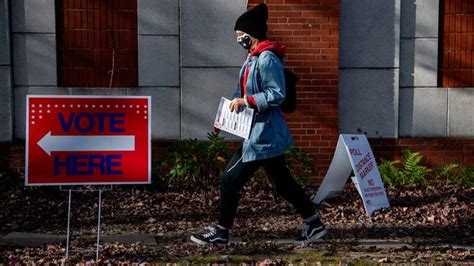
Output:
(96, 189), (103, 261)
(66, 189), (72, 259)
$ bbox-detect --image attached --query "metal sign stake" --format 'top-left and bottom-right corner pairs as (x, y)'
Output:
(66, 189), (72, 258)
(96, 189), (102, 261)
(61, 186), (111, 261)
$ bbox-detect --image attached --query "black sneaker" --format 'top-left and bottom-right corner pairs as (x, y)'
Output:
(294, 218), (327, 245)
(190, 226), (229, 245)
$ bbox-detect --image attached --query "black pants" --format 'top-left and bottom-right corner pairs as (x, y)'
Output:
(218, 146), (316, 228)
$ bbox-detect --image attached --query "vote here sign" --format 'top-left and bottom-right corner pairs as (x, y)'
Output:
(25, 95), (151, 186)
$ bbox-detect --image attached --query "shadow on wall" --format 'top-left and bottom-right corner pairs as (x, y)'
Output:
(180, 0), (246, 68)
(13, 34), (56, 86)
(181, 68), (240, 140)
(138, 0), (246, 140)
(179, 0), (247, 140)
(11, 0), (26, 33)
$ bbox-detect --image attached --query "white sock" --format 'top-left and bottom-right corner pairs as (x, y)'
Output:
(217, 224), (229, 230)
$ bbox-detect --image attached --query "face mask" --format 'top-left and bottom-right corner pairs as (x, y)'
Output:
(237, 34), (252, 50)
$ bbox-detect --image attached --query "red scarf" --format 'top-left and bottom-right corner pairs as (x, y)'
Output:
(240, 40), (286, 106)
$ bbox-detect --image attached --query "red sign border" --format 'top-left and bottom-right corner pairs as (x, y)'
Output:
(25, 95), (152, 186)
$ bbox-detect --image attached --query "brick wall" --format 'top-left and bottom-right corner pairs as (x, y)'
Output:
(248, 0), (340, 177)
(370, 138), (474, 168)
(56, 0), (138, 87)
(7, 144), (23, 175)
(439, 0), (474, 87)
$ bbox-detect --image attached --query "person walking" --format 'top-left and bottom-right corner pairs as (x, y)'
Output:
(190, 3), (326, 245)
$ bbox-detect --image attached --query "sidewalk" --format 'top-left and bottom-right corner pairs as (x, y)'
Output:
(1, 232), (473, 251)
(0, 232), (157, 246)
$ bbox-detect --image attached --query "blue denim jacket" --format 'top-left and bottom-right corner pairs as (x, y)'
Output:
(231, 50), (293, 162)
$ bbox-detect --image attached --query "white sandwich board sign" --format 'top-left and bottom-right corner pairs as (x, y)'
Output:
(313, 134), (390, 216)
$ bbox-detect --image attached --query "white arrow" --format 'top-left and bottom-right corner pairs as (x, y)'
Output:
(37, 131), (135, 156)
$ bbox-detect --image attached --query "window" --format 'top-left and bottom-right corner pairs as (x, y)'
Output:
(56, 0), (138, 87)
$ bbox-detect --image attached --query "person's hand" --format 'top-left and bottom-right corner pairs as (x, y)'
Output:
(213, 126), (221, 135)
(229, 97), (247, 113)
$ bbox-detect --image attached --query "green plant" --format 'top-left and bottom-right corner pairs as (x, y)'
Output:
(401, 150), (431, 185)
(378, 150), (431, 187)
(433, 162), (474, 187)
(166, 132), (231, 206)
(450, 164), (474, 187)
(452, 165), (474, 187)
(435, 162), (460, 185)
(285, 147), (315, 188)
(168, 132), (230, 188)
(378, 159), (402, 187)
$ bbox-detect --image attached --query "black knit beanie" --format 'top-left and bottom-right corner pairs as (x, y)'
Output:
(234, 3), (268, 41)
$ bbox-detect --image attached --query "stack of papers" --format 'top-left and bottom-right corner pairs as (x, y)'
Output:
(214, 97), (254, 139)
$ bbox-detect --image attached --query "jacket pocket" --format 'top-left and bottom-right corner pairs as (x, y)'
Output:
(252, 121), (276, 147)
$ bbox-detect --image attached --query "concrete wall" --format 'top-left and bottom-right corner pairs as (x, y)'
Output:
(398, 0), (473, 137)
(340, 0), (474, 138)
(0, 0), (12, 141)
(6, 0), (246, 140)
(398, 0), (444, 137)
(11, 0), (57, 86)
(180, 0), (245, 140)
(10, 0), (58, 140)
(0, 0), (9, 65)
(339, 0), (400, 138)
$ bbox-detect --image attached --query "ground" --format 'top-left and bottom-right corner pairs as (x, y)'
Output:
(0, 179), (472, 264)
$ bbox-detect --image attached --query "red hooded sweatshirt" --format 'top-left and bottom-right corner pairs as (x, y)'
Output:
(241, 40), (286, 107)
